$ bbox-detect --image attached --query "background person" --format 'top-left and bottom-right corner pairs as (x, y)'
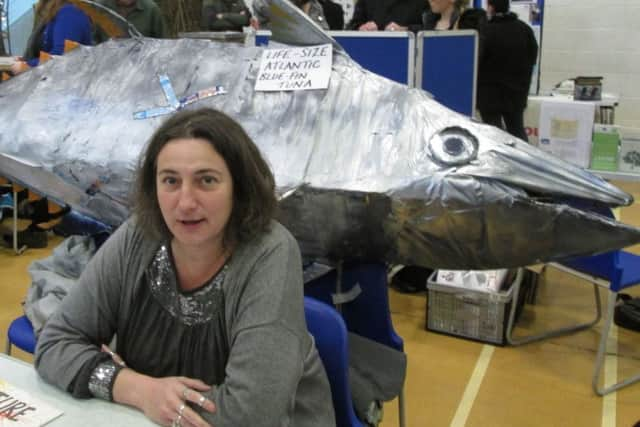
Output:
(201, 0), (251, 32)
(347, 0), (426, 32)
(423, 0), (468, 30)
(97, 0), (167, 38)
(10, 0), (92, 75)
(476, 0), (538, 141)
(35, 108), (335, 427)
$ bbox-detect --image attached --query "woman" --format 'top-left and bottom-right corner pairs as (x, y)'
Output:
(10, 0), (92, 75)
(423, 0), (469, 30)
(35, 108), (336, 427)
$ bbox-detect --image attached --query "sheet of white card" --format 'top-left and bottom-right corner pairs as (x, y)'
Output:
(0, 379), (63, 427)
(255, 44), (332, 92)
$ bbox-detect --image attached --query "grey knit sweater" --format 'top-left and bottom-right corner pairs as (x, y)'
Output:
(35, 218), (335, 426)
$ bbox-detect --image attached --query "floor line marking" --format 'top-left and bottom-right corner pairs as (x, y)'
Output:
(450, 345), (495, 427)
(601, 324), (618, 427)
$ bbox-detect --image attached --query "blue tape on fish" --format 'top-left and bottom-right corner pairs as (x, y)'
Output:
(159, 74), (180, 109)
(180, 86), (227, 106)
(133, 106), (176, 120)
(133, 74), (227, 120)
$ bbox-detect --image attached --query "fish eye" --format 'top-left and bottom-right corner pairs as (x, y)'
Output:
(428, 127), (478, 166)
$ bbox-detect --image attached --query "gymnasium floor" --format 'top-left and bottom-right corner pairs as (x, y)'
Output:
(1, 181), (639, 427)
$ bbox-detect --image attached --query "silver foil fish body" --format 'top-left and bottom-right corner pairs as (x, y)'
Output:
(1, 0), (639, 269)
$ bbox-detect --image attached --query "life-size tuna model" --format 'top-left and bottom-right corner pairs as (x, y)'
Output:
(1, 0), (639, 269)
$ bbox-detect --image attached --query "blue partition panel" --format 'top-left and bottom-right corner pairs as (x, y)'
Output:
(255, 30), (271, 47)
(328, 31), (414, 86)
(416, 30), (477, 117)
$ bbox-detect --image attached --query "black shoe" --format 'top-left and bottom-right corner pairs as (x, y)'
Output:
(3, 228), (48, 249)
(390, 266), (432, 294)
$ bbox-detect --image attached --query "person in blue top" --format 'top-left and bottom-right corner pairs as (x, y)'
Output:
(10, 0), (92, 75)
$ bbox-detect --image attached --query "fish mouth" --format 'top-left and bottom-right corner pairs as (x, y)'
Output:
(388, 172), (640, 269)
(387, 131), (640, 269)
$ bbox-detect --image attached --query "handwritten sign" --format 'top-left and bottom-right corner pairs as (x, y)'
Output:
(0, 380), (63, 426)
(255, 44), (332, 92)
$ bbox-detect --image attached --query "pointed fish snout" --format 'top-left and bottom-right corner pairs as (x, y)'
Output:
(462, 139), (633, 207)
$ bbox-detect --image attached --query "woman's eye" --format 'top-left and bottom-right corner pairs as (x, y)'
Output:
(162, 176), (178, 185)
(201, 176), (218, 185)
(428, 126), (478, 166)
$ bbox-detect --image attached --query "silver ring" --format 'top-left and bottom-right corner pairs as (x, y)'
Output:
(176, 414), (182, 427)
(182, 387), (189, 400)
(198, 395), (206, 407)
(178, 402), (186, 416)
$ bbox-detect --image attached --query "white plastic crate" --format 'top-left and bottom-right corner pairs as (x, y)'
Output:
(426, 271), (514, 345)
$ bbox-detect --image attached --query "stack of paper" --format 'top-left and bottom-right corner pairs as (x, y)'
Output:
(435, 269), (508, 293)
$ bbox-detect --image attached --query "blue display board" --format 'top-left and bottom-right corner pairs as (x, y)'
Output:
(255, 30), (271, 47)
(253, 30), (415, 86)
(416, 30), (478, 117)
(328, 31), (414, 86)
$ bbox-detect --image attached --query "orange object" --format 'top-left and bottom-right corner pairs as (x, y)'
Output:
(39, 51), (53, 64)
(64, 39), (80, 53)
(1, 72), (10, 81)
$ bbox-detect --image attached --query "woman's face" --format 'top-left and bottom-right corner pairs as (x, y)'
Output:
(429, 0), (455, 14)
(156, 138), (233, 252)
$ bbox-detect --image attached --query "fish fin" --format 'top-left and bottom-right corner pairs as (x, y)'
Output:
(70, 0), (142, 38)
(39, 51), (53, 64)
(64, 40), (80, 53)
(268, 0), (342, 51)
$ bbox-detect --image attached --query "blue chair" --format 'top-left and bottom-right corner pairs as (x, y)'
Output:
(506, 201), (640, 395)
(5, 315), (37, 355)
(304, 297), (365, 427)
(305, 262), (406, 426)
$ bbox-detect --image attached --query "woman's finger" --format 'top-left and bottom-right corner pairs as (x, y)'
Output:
(178, 404), (213, 427)
(178, 377), (211, 391)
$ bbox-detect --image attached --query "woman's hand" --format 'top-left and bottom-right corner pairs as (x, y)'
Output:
(113, 370), (216, 427)
(358, 21), (378, 31)
(385, 22), (407, 31)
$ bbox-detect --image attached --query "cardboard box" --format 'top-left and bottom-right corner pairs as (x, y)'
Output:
(590, 125), (619, 171)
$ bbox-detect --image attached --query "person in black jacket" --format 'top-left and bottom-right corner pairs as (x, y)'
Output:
(476, 0), (538, 141)
(347, 0), (426, 32)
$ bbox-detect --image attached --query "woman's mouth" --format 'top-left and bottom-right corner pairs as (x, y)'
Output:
(179, 219), (205, 227)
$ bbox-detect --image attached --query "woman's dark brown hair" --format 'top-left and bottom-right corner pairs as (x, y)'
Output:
(35, 0), (67, 25)
(132, 108), (277, 249)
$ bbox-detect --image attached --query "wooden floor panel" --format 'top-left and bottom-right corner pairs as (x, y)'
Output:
(1, 181), (640, 426)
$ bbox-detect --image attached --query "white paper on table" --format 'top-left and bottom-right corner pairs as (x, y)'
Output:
(0, 379), (63, 427)
(538, 99), (595, 168)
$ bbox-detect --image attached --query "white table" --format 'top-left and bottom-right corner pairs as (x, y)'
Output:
(0, 354), (156, 426)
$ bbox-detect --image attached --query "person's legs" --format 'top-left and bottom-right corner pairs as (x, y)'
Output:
(502, 110), (528, 142)
(479, 110), (503, 130)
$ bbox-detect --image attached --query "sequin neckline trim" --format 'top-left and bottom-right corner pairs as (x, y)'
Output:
(146, 245), (227, 326)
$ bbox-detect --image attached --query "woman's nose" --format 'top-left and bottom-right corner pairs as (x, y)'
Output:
(177, 185), (197, 210)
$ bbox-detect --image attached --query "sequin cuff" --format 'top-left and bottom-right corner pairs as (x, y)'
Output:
(88, 360), (123, 401)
